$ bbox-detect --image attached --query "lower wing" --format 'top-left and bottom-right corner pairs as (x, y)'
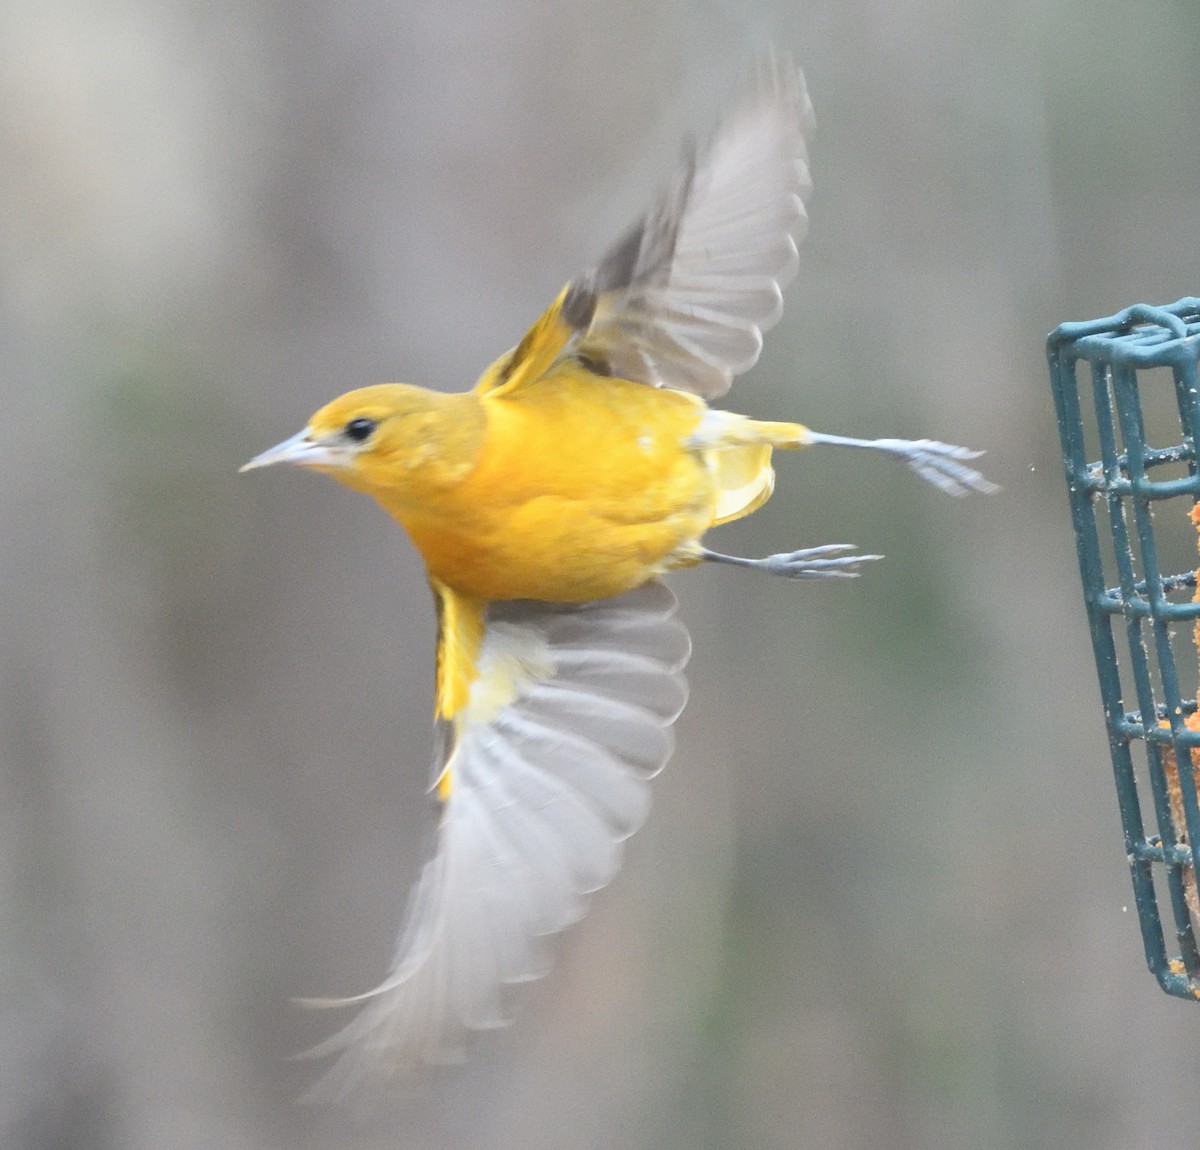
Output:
(300, 580), (691, 1098)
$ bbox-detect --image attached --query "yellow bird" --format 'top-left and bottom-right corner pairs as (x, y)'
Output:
(243, 57), (993, 1095)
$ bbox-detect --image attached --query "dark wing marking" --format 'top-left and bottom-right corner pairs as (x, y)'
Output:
(572, 54), (813, 397)
(476, 53), (814, 401)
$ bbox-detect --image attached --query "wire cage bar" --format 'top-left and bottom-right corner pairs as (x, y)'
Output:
(1049, 297), (1200, 1000)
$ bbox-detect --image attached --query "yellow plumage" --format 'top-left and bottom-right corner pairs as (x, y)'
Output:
(241, 55), (993, 1095)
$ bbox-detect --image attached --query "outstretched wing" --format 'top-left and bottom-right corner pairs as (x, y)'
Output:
(300, 581), (690, 1099)
(476, 54), (814, 401)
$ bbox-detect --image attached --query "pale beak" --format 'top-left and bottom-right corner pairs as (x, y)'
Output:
(240, 428), (341, 473)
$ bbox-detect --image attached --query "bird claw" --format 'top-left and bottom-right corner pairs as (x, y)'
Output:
(758, 544), (883, 579)
(698, 542), (882, 579)
(876, 439), (999, 497)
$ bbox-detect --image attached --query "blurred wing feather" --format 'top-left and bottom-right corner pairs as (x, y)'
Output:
(301, 581), (690, 1098)
(479, 54), (814, 400)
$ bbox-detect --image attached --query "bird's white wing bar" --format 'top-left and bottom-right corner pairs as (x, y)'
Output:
(299, 581), (690, 1099)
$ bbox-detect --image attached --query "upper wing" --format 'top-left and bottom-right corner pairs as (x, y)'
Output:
(300, 581), (690, 1098)
(477, 54), (814, 400)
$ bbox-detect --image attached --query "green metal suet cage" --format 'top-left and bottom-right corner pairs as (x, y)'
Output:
(1050, 297), (1200, 1001)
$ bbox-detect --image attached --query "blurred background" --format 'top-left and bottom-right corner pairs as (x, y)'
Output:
(4, 1), (1200, 1147)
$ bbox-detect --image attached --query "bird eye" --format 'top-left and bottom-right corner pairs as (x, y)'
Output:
(344, 417), (377, 443)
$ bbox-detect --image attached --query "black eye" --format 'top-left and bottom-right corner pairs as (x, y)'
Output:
(344, 417), (377, 443)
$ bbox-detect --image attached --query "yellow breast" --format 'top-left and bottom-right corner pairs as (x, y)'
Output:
(395, 371), (715, 602)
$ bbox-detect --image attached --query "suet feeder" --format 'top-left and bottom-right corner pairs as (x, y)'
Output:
(1050, 297), (1200, 1000)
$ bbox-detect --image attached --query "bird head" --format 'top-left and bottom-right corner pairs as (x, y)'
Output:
(240, 384), (483, 496)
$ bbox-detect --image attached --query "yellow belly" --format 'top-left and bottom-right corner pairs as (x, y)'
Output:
(397, 375), (715, 602)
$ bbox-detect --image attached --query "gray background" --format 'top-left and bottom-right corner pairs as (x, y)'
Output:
(4, 1), (1200, 1147)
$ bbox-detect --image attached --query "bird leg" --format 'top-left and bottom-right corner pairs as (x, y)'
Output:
(797, 431), (999, 497)
(687, 413), (997, 497)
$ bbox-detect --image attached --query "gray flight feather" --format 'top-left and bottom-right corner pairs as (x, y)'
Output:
(299, 581), (690, 1099)
(568, 53), (814, 398)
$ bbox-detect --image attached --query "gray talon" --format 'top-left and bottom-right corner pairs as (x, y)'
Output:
(700, 544), (883, 580)
(803, 432), (999, 496)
